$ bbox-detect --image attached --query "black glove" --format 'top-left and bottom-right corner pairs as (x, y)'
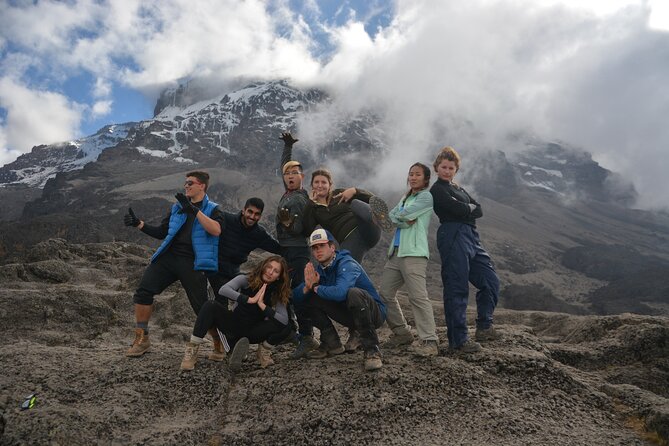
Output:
(278, 208), (295, 227)
(279, 132), (298, 146)
(124, 207), (141, 227)
(175, 193), (199, 215)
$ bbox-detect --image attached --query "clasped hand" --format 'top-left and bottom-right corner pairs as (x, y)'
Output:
(247, 283), (267, 310)
(303, 263), (320, 293)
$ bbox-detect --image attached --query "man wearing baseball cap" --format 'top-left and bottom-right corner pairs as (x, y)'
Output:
(293, 228), (387, 371)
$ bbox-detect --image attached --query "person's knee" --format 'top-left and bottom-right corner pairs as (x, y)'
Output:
(346, 288), (367, 310)
(133, 289), (154, 306)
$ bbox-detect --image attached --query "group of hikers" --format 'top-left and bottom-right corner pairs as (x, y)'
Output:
(123, 132), (500, 372)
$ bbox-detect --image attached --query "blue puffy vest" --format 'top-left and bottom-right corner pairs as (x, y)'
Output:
(151, 194), (219, 271)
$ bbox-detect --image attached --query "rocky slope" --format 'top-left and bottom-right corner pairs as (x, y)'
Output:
(0, 239), (667, 445)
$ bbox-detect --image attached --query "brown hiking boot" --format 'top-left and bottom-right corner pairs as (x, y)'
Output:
(452, 339), (482, 354)
(307, 342), (345, 359)
(290, 335), (320, 359)
(409, 339), (439, 357)
(370, 196), (394, 233)
(126, 328), (151, 357)
(364, 348), (383, 371)
(256, 342), (275, 368)
(207, 339), (226, 362)
(180, 342), (200, 371)
(475, 326), (501, 342)
(384, 331), (414, 348)
(344, 330), (361, 353)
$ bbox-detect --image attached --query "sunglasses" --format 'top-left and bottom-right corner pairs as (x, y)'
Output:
(184, 180), (203, 187)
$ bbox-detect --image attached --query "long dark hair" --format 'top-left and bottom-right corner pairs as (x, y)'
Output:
(403, 162), (431, 203)
(247, 255), (291, 306)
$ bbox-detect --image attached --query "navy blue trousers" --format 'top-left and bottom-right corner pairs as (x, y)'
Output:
(437, 222), (499, 348)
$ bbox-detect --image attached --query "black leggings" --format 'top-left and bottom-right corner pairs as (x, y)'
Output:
(193, 300), (291, 346)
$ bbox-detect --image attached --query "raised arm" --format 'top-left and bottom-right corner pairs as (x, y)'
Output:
(279, 132), (298, 172)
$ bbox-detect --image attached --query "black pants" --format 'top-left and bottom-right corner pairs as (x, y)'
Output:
(207, 271), (237, 305)
(133, 251), (208, 315)
(283, 246), (313, 336)
(305, 288), (385, 351)
(193, 300), (291, 347)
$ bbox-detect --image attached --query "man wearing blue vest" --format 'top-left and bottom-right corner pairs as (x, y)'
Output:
(123, 171), (224, 357)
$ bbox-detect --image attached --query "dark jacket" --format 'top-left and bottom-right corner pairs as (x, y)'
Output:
(301, 188), (373, 243)
(277, 141), (309, 247)
(430, 179), (483, 227)
(218, 211), (281, 278)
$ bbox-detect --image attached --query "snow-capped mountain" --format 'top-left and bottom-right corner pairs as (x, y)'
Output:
(0, 123), (134, 188)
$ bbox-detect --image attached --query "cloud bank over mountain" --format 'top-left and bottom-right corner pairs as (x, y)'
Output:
(0, 0), (667, 208)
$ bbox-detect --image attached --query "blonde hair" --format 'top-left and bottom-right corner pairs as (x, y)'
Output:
(432, 146), (461, 172)
(311, 168), (334, 202)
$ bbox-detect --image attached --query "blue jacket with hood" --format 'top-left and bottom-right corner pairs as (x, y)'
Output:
(293, 250), (386, 319)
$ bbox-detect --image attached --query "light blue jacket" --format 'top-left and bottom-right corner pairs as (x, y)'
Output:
(387, 189), (433, 258)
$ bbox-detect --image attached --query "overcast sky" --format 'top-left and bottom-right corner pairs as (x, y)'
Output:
(0, 0), (668, 208)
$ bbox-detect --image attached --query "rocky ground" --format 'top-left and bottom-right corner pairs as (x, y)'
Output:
(1, 239), (668, 445)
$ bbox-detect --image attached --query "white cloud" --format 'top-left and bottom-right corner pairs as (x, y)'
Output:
(0, 0), (668, 208)
(93, 78), (111, 98)
(0, 78), (82, 157)
(649, 0), (669, 31)
(91, 100), (112, 117)
(296, 0), (669, 209)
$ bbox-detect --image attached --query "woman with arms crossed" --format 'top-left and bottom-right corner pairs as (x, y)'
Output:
(430, 147), (500, 354)
(380, 162), (440, 356)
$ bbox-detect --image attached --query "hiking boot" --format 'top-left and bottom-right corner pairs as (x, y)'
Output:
(307, 342), (345, 359)
(453, 339), (482, 354)
(370, 196), (394, 233)
(290, 335), (320, 359)
(475, 326), (501, 342)
(229, 337), (249, 373)
(364, 348), (383, 371)
(207, 338), (226, 361)
(281, 330), (300, 346)
(344, 330), (361, 353)
(384, 331), (414, 348)
(410, 339), (439, 357)
(126, 328), (151, 357)
(256, 341), (275, 368)
(180, 342), (200, 371)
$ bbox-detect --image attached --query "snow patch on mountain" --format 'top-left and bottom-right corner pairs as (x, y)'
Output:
(0, 123), (134, 188)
